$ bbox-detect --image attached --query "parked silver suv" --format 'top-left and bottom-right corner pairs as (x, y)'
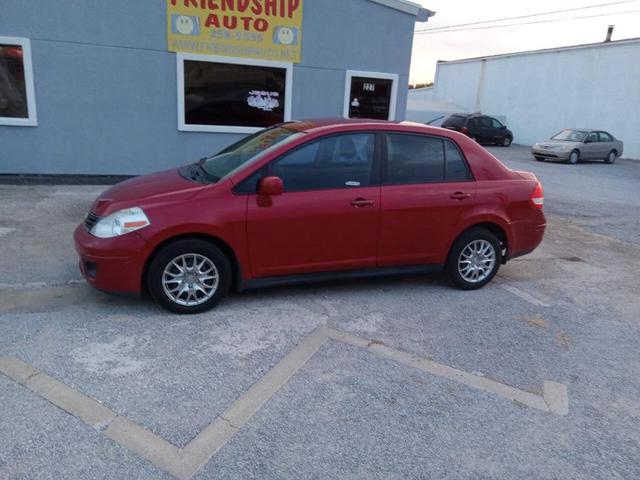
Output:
(532, 129), (623, 165)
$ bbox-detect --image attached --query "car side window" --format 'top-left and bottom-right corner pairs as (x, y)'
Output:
(491, 118), (503, 129)
(444, 140), (473, 181)
(480, 117), (493, 128)
(270, 133), (375, 192)
(467, 117), (479, 128)
(385, 134), (445, 185)
(599, 132), (613, 142)
(586, 132), (599, 143)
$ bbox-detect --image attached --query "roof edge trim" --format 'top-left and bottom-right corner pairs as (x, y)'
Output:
(437, 36), (640, 65)
(367, 0), (435, 22)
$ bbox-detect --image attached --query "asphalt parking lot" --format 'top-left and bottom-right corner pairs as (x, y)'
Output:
(1, 145), (639, 479)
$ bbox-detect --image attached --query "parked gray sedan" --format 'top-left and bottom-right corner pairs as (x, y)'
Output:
(532, 129), (623, 165)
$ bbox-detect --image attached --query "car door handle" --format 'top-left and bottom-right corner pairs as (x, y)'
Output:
(450, 192), (471, 201)
(351, 198), (375, 208)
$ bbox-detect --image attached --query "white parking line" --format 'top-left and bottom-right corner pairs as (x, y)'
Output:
(0, 327), (569, 479)
(500, 284), (551, 307)
(326, 328), (567, 414)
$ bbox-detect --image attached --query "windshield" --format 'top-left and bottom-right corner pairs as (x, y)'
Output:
(182, 126), (304, 184)
(551, 129), (588, 142)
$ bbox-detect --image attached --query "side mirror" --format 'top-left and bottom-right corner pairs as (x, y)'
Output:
(258, 176), (284, 196)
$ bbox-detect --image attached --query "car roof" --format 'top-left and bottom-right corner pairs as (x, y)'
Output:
(282, 118), (447, 135)
(283, 118), (393, 131)
(450, 113), (486, 118)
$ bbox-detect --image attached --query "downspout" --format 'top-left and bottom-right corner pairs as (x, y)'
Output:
(475, 59), (486, 112)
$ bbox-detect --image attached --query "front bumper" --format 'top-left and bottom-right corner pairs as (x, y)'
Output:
(531, 147), (571, 160)
(74, 224), (148, 295)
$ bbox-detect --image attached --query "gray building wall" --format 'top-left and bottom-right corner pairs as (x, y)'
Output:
(0, 0), (417, 175)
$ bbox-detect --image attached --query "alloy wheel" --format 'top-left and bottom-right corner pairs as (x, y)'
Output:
(162, 253), (219, 307)
(457, 239), (496, 283)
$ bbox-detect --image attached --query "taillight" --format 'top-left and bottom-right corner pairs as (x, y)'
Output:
(530, 182), (544, 209)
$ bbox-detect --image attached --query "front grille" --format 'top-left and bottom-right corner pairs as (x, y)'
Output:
(84, 212), (101, 231)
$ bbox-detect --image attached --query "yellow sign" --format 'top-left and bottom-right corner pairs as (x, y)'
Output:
(167, 0), (303, 63)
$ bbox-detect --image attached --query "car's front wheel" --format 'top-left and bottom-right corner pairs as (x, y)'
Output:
(446, 228), (502, 290)
(568, 150), (579, 165)
(502, 136), (512, 147)
(147, 239), (231, 314)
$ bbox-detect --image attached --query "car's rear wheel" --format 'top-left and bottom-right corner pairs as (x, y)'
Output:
(147, 239), (231, 314)
(568, 150), (579, 165)
(446, 228), (502, 290)
(502, 136), (512, 147)
(605, 150), (617, 164)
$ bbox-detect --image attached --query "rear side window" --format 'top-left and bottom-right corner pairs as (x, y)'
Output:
(270, 133), (376, 192)
(599, 132), (613, 142)
(445, 141), (473, 181)
(467, 117), (480, 128)
(385, 134), (472, 185)
(386, 134), (444, 184)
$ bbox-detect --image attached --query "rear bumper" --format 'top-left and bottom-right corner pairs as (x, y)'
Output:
(74, 225), (147, 295)
(508, 217), (546, 261)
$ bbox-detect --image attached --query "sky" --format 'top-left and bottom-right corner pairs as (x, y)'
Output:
(409, 0), (640, 84)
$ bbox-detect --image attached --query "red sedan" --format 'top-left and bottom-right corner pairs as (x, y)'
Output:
(74, 119), (545, 313)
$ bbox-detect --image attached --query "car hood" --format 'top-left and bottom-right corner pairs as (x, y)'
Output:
(90, 168), (207, 216)
(534, 140), (581, 149)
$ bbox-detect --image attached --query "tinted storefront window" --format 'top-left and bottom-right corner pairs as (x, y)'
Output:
(0, 44), (28, 119)
(183, 60), (287, 128)
(348, 76), (393, 120)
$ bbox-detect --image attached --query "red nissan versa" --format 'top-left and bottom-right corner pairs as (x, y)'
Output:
(74, 119), (545, 314)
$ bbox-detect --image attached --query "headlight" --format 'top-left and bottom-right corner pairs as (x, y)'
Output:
(90, 207), (151, 238)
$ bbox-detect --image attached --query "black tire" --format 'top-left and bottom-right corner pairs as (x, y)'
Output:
(147, 239), (231, 314)
(502, 136), (512, 147)
(604, 150), (617, 164)
(534, 156), (545, 162)
(568, 150), (579, 165)
(446, 228), (502, 290)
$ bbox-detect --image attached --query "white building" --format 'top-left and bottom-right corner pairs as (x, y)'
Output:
(408, 37), (640, 159)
